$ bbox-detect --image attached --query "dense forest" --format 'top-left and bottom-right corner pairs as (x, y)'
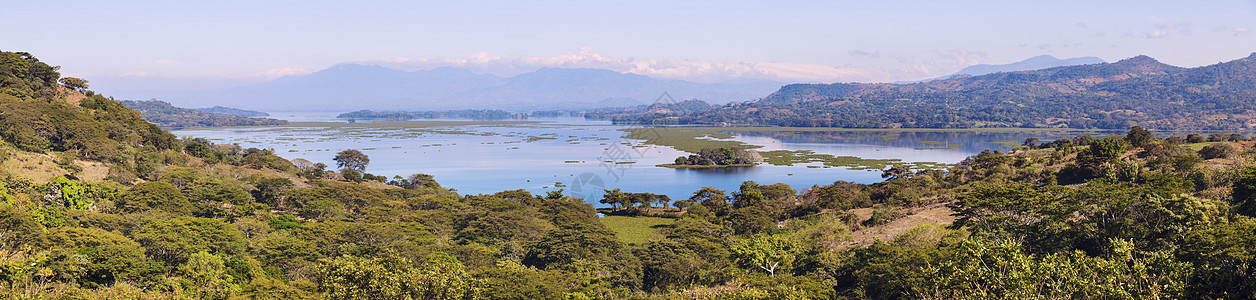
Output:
(612, 54), (1256, 131)
(121, 100), (288, 129)
(5, 51), (1256, 299)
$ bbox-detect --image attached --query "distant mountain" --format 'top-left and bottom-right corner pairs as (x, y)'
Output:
(151, 65), (783, 112)
(629, 53), (1256, 130)
(952, 55), (1106, 77)
(893, 55), (1107, 84)
(444, 68), (782, 111)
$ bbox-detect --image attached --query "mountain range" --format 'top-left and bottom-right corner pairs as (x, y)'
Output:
(950, 55), (1106, 77)
(148, 65), (785, 112)
(133, 54), (1112, 113)
(621, 53), (1256, 130)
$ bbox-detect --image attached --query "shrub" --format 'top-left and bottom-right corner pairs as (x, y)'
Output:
(1199, 143), (1238, 159)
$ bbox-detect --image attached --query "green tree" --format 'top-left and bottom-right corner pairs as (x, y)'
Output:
(689, 187), (730, 216)
(731, 234), (794, 276)
(317, 253), (482, 300)
(131, 216), (246, 266)
(57, 77), (89, 92)
(48, 227), (156, 287)
(522, 223), (642, 288)
(881, 165), (912, 181)
(0, 206), (47, 252)
(118, 181), (195, 215)
(1199, 143), (1238, 159)
(334, 149), (370, 172)
(1125, 126), (1155, 148)
(1232, 166), (1256, 217)
(177, 251), (242, 299)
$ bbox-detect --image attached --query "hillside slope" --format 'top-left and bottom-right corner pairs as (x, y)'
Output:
(653, 53), (1256, 130)
(122, 100), (288, 128)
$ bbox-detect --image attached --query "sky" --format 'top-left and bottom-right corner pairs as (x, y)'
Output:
(3, 0), (1255, 93)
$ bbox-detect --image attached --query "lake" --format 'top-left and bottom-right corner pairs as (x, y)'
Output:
(174, 112), (1099, 204)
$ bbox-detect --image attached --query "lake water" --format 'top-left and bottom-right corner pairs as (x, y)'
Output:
(174, 112), (1092, 204)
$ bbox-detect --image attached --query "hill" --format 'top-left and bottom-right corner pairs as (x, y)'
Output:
(638, 53), (1256, 130)
(121, 100), (288, 128)
(133, 65), (783, 112)
(193, 105), (270, 117)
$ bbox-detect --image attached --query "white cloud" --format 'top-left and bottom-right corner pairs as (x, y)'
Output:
(1213, 25), (1251, 36)
(1145, 20), (1193, 38)
(248, 66), (315, 79)
(115, 65), (313, 80)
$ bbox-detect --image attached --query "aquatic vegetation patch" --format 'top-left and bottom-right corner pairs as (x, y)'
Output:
(914, 144), (962, 150)
(758, 150), (951, 170)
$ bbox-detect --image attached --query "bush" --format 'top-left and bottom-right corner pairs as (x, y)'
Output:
(341, 169), (363, 183)
(268, 214), (303, 230)
(1199, 143), (1238, 159)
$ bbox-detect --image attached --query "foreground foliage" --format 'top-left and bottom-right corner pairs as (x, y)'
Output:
(4, 50), (1256, 299)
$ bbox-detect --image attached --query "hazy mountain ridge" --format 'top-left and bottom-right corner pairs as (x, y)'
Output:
(952, 55), (1106, 77)
(157, 65), (783, 112)
(649, 53), (1256, 130)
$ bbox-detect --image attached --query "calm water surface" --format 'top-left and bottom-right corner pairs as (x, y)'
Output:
(174, 112), (1086, 204)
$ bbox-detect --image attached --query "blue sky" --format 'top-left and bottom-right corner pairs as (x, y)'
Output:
(4, 0), (1255, 92)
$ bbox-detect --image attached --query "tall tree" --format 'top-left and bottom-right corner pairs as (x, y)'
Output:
(58, 77), (89, 92)
(334, 149), (370, 172)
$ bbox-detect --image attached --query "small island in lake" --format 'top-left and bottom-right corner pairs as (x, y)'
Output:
(658, 147), (759, 168)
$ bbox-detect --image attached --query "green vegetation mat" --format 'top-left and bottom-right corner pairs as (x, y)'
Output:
(598, 216), (675, 244)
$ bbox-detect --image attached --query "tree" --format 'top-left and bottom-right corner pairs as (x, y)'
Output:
(1199, 143), (1237, 159)
(118, 181), (195, 215)
(600, 188), (627, 208)
(1022, 137), (1040, 149)
(317, 253), (482, 300)
(1125, 126), (1155, 148)
(731, 234), (794, 276)
(881, 165), (912, 181)
(58, 77), (89, 92)
(1232, 167), (1256, 217)
(689, 187), (730, 216)
(334, 149), (370, 172)
(1186, 134), (1206, 143)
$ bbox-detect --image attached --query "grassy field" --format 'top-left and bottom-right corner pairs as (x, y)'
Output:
(1185, 142), (1220, 151)
(599, 216), (676, 244)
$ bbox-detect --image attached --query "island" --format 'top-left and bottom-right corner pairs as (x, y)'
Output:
(657, 147), (759, 168)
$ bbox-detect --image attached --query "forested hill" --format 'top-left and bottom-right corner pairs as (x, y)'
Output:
(122, 100), (288, 128)
(655, 53), (1256, 130)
